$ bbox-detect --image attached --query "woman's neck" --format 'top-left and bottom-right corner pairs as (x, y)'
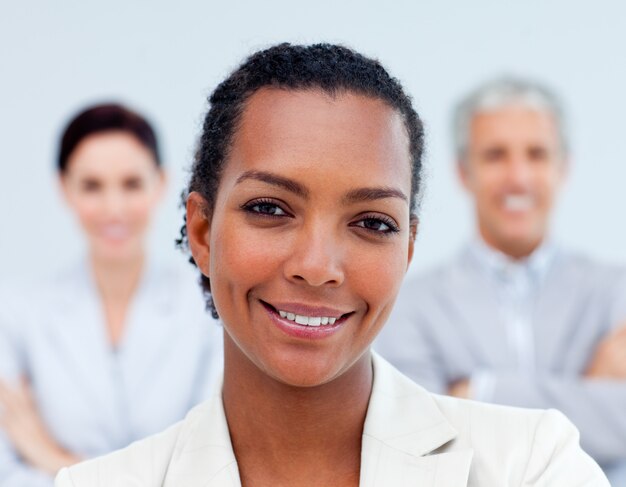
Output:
(222, 338), (373, 487)
(89, 250), (145, 347)
(90, 251), (145, 302)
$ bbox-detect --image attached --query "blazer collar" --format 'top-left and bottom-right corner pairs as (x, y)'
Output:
(361, 353), (473, 486)
(164, 353), (472, 487)
(163, 394), (241, 487)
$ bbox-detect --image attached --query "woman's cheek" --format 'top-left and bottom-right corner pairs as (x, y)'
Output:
(127, 193), (158, 229)
(350, 240), (407, 311)
(214, 223), (293, 285)
(76, 200), (103, 233)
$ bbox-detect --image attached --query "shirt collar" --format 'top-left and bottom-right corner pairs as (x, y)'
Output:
(468, 236), (557, 284)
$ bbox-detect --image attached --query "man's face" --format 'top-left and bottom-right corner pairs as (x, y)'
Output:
(459, 105), (567, 258)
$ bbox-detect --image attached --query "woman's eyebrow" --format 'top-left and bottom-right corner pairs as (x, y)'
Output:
(236, 170), (309, 198)
(342, 187), (408, 204)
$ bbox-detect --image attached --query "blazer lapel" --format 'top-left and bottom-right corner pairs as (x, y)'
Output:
(163, 392), (242, 487)
(163, 355), (472, 487)
(361, 354), (473, 487)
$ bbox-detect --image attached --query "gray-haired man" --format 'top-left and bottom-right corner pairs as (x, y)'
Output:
(376, 77), (626, 483)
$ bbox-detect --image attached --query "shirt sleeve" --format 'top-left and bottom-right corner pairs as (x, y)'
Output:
(607, 268), (626, 327)
(0, 288), (54, 486)
(187, 319), (224, 408)
(487, 372), (626, 465)
(373, 281), (450, 394)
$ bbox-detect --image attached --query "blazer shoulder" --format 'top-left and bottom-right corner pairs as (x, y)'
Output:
(55, 421), (184, 487)
(431, 395), (608, 485)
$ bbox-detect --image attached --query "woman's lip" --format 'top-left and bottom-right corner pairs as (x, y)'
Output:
(262, 300), (351, 318)
(262, 303), (348, 339)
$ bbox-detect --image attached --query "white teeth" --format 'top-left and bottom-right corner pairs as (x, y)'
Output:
(276, 309), (342, 326)
(503, 194), (534, 211)
(308, 317), (321, 326)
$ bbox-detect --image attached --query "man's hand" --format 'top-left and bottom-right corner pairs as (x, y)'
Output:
(585, 324), (626, 379)
(448, 378), (471, 398)
(0, 378), (80, 475)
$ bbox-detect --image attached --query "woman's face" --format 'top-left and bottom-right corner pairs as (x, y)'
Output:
(61, 131), (165, 262)
(188, 88), (415, 387)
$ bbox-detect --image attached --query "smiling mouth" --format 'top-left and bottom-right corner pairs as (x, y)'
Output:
(502, 194), (535, 212)
(260, 300), (354, 327)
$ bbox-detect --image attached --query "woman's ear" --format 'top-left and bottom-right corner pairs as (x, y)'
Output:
(58, 173), (76, 209)
(186, 192), (212, 277)
(154, 168), (168, 202)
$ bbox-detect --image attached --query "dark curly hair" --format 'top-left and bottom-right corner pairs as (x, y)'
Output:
(178, 42), (425, 319)
(58, 103), (161, 172)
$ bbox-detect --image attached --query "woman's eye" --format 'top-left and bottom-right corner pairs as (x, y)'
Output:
(352, 216), (399, 235)
(82, 180), (101, 192)
(243, 200), (288, 217)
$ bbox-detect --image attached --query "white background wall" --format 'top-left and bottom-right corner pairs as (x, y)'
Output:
(1, 0), (625, 281)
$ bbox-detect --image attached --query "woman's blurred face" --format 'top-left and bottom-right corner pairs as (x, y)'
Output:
(61, 131), (164, 262)
(188, 88), (416, 387)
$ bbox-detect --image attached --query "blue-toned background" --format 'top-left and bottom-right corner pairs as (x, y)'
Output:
(1, 0), (624, 280)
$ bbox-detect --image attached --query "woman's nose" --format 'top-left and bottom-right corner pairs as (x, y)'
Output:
(102, 188), (126, 216)
(283, 222), (345, 288)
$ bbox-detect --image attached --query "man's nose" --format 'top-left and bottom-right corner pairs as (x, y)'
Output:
(506, 153), (533, 188)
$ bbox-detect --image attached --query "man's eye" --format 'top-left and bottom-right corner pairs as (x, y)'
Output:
(482, 147), (507, 162)
(124, 178), (143, 190)
(528, 146), (549, 162)
(242, 200), (288, 217)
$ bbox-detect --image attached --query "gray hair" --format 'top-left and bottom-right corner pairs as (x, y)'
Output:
(453, 76), (567, 162)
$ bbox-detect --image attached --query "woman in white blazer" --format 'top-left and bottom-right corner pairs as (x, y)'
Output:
(56, 45), (608, 486)
(0, 104), (221, 486)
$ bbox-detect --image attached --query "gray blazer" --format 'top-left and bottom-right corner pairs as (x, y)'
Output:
(375, 245), (626, 473)
(55, 354), (608, 486)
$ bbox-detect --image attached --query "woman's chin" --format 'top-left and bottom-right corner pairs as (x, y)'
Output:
(258, 351), (351, 389)
(91, 238), (143, 263)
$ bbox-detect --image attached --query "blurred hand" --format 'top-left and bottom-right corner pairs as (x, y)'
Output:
(448, 378), (471, 399)
(585, 324), (626, 379)
(0, 378), (80, 475)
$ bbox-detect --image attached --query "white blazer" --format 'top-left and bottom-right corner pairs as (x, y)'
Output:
(54, 353), (608, 486)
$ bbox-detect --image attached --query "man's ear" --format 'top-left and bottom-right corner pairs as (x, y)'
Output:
(457, 159), (472, 191)
(186, 192), (212, 277)
(406, 215), (419, 270)
(558, 153), (570, 186)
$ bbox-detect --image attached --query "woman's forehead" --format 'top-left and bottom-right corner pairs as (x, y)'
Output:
(238, 87), (404, 141)
(66, 132), (157, 178)
(225, 88), (412, 188)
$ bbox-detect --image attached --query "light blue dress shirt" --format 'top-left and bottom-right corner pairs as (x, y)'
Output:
(375, 239), (626, 484)
(469, 238), (555, 401)
(0, 258), (223, 486)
